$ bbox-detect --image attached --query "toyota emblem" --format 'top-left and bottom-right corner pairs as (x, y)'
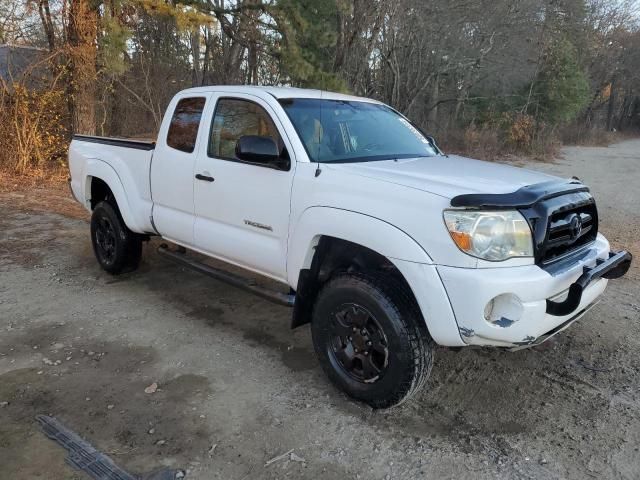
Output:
(569, 214), (582, 240)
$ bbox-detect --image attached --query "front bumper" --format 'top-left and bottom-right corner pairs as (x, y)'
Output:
(437, 234), (631, 347)
(545, 250), (631, 315)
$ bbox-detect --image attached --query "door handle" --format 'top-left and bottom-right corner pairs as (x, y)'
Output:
(195, 173), (215, 182)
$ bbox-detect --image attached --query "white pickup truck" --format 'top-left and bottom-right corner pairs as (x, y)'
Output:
(69, 86), (632, 408)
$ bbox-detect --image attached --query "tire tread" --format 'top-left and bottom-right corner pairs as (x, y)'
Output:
(91, 200), (142, 275)
(312, 271), (434, 408)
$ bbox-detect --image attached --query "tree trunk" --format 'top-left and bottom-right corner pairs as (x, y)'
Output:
(38, 0), (56, 52)
(67, 0), (97, 135)
(427, 73), (440, 128)
(201, 26), (212, 86)
(190, 29), (201, 87)
(333, 7), (346, 73)
(606, 77), (617, 132)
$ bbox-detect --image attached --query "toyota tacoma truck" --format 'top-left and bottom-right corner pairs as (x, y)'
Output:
(68, 86), (632, 408)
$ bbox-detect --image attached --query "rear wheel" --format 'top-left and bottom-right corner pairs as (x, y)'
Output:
(90, 201), (142, 274)
(311, 273), (433, 408)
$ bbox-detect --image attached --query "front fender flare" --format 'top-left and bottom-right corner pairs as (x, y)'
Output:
(287, 207), (463, 346)
(287, 207), (433, 287)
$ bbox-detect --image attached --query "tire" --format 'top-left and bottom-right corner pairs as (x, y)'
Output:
(311, 272), (434, 409)
(90, 200), (142, 275)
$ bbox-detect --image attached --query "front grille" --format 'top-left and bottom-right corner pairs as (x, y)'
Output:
(542, 205), (598, 263)
(520, 191), (599, 265)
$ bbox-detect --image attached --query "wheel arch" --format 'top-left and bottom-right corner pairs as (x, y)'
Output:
(287, 207), (433, 285)
(288, 207), (435, 332)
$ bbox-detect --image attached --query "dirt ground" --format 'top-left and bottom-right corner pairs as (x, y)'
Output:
(1, 140), (639, 480)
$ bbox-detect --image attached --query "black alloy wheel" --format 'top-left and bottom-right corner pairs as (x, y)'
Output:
(329, 304), (389, 383)
(94, 215), (117, 266)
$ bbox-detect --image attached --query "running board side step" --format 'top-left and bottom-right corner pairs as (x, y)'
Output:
(157, 244), (295, 307)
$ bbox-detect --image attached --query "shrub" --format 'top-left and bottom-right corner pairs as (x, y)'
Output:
(0, 83), (69, 175)
(504, 113), (535, 150)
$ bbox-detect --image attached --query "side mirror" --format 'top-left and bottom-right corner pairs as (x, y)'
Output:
(235, 135), (288, 169)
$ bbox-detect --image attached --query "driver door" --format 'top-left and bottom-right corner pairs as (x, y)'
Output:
(193, 94), (295, 282)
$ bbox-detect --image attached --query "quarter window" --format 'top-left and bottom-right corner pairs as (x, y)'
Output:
(209, 98), (284, 160)
(166, 97), (206, 153)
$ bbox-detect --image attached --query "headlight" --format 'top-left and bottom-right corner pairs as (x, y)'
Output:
(443, 210), (533, 261)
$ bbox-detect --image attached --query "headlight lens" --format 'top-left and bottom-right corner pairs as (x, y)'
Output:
(443, 210), (533, 261)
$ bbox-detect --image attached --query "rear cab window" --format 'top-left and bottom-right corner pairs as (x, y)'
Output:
(166, 97), (206, 153)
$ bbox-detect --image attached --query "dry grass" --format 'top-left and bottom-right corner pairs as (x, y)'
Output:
(0, 170), (87, 220)
(439, 125), (561, 162)
(0, 168), (68, 193)
(560, 125), (640, 147)
(440, 122), (639, 162)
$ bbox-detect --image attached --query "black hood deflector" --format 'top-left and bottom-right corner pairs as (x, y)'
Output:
(450, 179), (589, 209)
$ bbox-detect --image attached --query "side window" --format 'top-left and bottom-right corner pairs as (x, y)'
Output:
(166, 97), (206, 153)
(208, 98), (284, 160)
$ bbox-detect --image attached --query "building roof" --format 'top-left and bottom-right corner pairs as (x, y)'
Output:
(0, 44), (47, 84)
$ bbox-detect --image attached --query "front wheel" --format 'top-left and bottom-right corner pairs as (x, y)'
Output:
(90, 201), (142, 275)
(311, 273), (434, 408)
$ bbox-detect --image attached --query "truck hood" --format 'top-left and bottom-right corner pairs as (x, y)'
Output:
(325, 155), (558, 199)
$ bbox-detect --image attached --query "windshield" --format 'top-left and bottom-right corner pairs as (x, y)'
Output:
(279, 98), (439, 163)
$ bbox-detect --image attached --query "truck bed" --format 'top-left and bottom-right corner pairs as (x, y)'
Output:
(68, 134), (156, 234)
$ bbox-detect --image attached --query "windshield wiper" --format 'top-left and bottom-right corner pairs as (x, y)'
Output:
(320, 153), (435, 164)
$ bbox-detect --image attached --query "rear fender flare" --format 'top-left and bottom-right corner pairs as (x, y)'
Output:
(84, 159), (143, 233)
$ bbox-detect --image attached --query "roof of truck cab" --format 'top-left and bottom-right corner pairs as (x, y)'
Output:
(179, 85), (382, 103)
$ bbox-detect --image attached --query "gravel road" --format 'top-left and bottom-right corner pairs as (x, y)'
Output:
(1, 139), (639, 479)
